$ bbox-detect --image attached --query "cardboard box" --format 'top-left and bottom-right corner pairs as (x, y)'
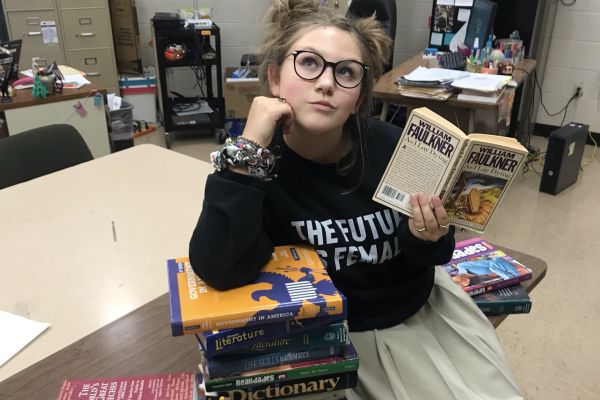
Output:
(109, 0), (142, 74)
(223, 67), (262, 119)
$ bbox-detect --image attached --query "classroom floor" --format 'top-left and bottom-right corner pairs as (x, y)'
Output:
(135, 128), (600, 400)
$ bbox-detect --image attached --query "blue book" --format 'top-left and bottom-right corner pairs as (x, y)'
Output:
(197, 319), (350, 359)
(201, 345), (341, 379)
(196, 315), (346, 358)
(473, 283), (532, 315)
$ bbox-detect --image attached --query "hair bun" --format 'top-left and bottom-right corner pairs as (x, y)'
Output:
(269, 0), (321, 30)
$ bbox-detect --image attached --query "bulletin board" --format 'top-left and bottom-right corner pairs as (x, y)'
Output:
(429, 0), (475, 50)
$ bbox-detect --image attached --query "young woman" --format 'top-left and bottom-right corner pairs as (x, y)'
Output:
(189, 1), (522, 399)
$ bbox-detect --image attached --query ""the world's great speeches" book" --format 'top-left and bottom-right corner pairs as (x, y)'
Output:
(373, 107), (528, 233)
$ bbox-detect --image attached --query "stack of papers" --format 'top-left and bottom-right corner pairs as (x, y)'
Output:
(396, 67), (469, 101)
(20, 65), (91, 89)
(451, 73), (511, 93)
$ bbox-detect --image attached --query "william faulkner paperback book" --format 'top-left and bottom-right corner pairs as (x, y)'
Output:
(373, 107), (528, 233)
(168, 245), (346, 335)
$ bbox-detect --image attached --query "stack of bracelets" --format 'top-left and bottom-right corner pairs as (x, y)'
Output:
(210, 136), (277, 181)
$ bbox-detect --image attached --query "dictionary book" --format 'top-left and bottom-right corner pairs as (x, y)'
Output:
(197, 371), (356, 399)
(373, 107), (528, 233)
(168, 245), (346, 335)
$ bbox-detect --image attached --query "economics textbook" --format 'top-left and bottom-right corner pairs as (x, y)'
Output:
(168, 245), (347, 335)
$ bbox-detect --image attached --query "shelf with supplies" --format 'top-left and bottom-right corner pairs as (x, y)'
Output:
(152, 13), (225, 148)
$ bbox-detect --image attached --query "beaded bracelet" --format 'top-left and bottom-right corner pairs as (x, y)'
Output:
(210, 136), (277, 181)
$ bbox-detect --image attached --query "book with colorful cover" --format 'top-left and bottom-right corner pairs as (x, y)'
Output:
(201, 343), (359, 392)
(197, 314), (345, 358)
(168, 245), (346, 335)
(56, 372), (196, 400)
(197, 371), (357, 400)
(199, 321), (349, 359)
(450, 236), (497, 263)
(473, 283), (532, 315)
(443, 249), (532, 296)
(201, 345), (341, 379)
(373, 107), (528, 233)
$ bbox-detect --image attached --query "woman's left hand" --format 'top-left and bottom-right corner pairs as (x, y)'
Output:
(408, 193), (451, 241)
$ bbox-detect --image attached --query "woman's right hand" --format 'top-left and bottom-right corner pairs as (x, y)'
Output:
(241, 96), (295, 147)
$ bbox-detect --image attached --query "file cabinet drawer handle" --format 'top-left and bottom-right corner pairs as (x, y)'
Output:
(26, 31), (42, 36)
(76, 32), (96, 38)
(86, 72), (101, 77)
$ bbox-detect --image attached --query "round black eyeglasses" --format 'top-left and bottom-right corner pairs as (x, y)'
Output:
(289, 50), (369, 89)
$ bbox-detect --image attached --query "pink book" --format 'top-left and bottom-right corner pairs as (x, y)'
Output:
(56, 372), (195, 400)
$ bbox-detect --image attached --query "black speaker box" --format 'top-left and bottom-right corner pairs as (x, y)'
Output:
(539, 122), (588, 195)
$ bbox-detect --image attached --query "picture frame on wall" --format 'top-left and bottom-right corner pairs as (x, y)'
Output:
(429, 0), (476, 51)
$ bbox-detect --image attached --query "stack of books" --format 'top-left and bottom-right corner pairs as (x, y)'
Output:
(167, 245), (358, 399)
(442, 237), (533, 315)
(395, 66), (469, 101)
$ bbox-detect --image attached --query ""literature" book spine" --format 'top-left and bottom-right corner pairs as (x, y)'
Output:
(203, 346), (341, 379)
(202, 371), (358, 399)
(200, 316), (346, 357)
(206, 322), (349, 359)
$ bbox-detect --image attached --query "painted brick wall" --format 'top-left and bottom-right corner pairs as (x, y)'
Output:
(536, 0), (600, 132)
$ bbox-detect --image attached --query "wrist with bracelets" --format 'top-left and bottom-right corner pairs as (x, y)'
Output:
(210, 136), (277, 181)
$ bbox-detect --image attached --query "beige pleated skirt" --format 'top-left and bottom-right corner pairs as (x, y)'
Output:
(346, 266), (523, 400)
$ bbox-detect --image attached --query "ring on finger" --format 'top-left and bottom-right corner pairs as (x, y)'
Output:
(438, 224), (449, 230)
(278, 97), (286, 103)
(416, 226), (427, 232)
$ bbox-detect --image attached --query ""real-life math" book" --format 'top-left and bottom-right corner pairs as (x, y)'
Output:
(373, 107), (528, 233)
(168, 245), (346, 335)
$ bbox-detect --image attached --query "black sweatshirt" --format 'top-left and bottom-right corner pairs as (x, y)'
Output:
(189, 118), (455, 332)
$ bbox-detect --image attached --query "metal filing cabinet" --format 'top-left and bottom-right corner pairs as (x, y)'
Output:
(3, 0), (65, 67)
(2, 0), (118, 94)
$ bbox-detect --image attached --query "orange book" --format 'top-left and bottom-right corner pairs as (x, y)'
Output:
(168, 245), (346, 335)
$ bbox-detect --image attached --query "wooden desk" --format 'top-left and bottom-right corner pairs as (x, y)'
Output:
(0, 83), (111, 158)
(374, 54), (536, 134)
(0, 248), (546, 399)
(0, 144), (213, 383)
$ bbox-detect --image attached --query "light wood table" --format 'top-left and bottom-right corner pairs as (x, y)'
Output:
(374, 54), (536, 135)
(0, 249), (546, 399)
(0, 144), (213, 383)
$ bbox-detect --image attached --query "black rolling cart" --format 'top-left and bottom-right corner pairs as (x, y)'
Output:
(152, 13), (226, 148)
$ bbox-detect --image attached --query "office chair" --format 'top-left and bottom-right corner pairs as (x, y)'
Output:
(347, 0), (397, 72)
(0, 124), (93, 189)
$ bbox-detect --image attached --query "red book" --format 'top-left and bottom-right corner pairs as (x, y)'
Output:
(56, 372), (195, 400)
